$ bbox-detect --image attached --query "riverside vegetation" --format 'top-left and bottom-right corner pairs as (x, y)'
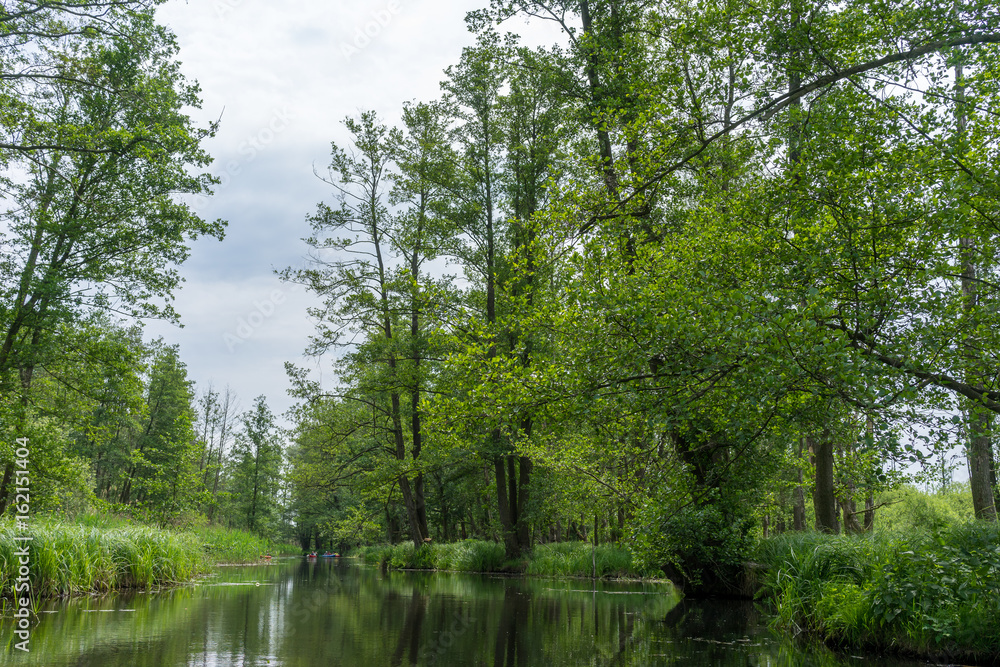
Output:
(757, 522), (1000, 664)
(354, 540), (646, 580)
(753, 484), (1000, 663)
(352, 486), (998, 663)
(0, 516), (298, 600)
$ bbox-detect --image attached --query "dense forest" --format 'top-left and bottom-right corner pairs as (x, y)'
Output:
(282, 0), (1000, 584)
(1, 0), (999, 597)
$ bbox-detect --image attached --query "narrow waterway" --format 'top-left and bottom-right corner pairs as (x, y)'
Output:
(2, 558), (925, 666)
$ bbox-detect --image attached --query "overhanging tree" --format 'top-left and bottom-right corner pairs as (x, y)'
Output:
(0, 7), (222, 511)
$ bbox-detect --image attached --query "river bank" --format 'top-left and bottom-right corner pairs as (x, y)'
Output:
(352, 540), (662, 580)
(4, 557), (911, 667)
(0, 517), (298, 599)
(755, 522), (1000, 666)
(352, 526), (1000, 666)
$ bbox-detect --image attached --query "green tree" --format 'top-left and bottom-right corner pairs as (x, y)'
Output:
(0, 7), (222, 510)
(285, 111), (434, 548)
(118, 343), (202, 525)
(229, 395), (284, 536)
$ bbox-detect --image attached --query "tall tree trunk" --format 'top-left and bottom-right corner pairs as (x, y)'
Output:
(494, 450), (517, 557)
(516, 456), (532, 550)
(208, 389), (233, 522)
(967, 406), (997, 520)
(0, 463), (14, 515)
(811, 435), (839, 534)
(841, 496), (861, 534)
(864, 493), (876, 532)
(392, 390), (426, 547)
(410, 219), (429, 540)
(1, 326), (43, 512)
(495, 450), (533, 559)
(793, 439), (806, 531)
(956, 59), (998, 521)
(579, 0), (617, 201)
(991, 453), (999, 512)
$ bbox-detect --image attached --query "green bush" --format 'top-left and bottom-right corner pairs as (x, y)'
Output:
(757, 523), (1000, 661)
(353, 544), (392, 566)
(875, 484), (974, 534)
(632, 501), (755, 589)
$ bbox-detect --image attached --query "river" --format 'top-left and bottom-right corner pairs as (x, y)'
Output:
(1, 558), (927, 666)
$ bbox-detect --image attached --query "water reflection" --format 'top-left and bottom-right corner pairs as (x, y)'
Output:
(493, 588), (529, 667)
(0, 559), (925, 666)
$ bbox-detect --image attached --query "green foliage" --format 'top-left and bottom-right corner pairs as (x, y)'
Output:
(0, 3), (228, 534)
(326, 503), (385, 550)
(430, 540), (508, 573)
(757, 524), (1000, 660)
(353, 540), (648, 579)
(0, 517), (206, 598)
(876, 484), (975, 535)
(0, 516), (300, 600)
(632, 500), (757, 591)
(125, 344), (204, 525)
(353, 541), (507, 572)
(354, 544), (392, 567)
(194, 524), (298, 562)
(526, 542), (637, 579)
(227, 396), (284, 536)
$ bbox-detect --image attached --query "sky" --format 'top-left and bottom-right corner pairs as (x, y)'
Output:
(146, 0), (562, 422)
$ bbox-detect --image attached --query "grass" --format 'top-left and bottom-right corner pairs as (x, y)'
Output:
(0, 518), (205, 597)
(353, 540), (651, 579)
(194, 524), (299, 563)
(756, 522), (1000, 663)
(0, 515), (300, 599)
(352, 541), (508, 572)
(525, 542), (637, 578)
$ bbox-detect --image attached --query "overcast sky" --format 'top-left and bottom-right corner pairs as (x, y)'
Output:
(144, 1), (561, 423)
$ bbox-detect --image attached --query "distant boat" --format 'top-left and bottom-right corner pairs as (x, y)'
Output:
(321, 552), (340, 558)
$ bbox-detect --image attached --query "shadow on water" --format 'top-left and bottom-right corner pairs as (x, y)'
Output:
(0, 558), (928, 666)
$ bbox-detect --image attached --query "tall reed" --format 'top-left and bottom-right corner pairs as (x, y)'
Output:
(0, 519), (204, 598)
(526, 542), (637, 578)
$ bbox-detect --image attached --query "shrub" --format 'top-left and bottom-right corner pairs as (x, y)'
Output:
(876, 484), (974, 535)
(632, 501), (755, 590)
(757, 522), (1000, 661)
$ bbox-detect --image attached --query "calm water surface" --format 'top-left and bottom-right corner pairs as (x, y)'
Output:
(2, 558), (927, 666)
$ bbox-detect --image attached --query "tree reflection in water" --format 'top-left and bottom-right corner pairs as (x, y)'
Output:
(0, 560), (930, 667)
